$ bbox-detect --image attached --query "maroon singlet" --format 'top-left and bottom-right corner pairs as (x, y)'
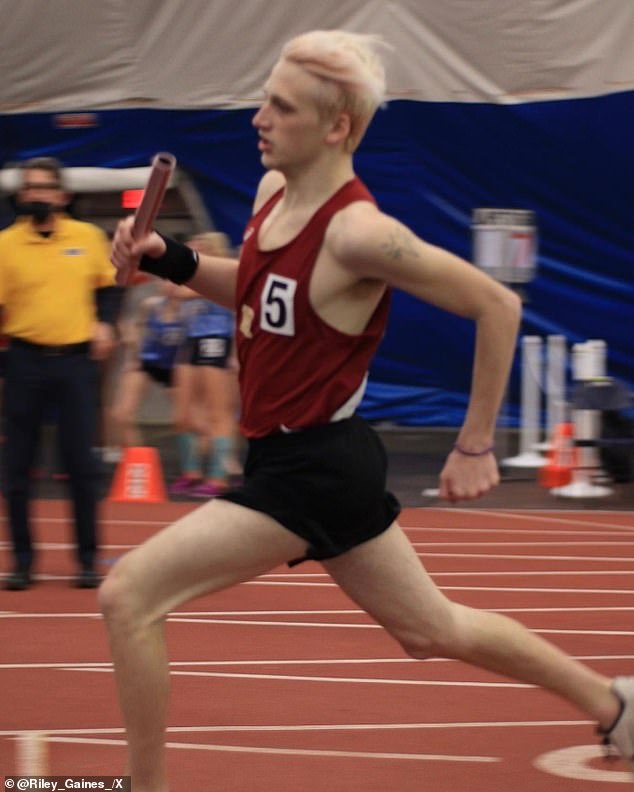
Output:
(236, 177), (391, 439)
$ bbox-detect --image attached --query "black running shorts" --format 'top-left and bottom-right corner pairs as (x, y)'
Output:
(218, 415), (401, 566)
(141, 362), (173, 387)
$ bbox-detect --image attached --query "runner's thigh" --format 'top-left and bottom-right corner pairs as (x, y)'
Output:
(322, 522), (452, 641)
(109, 498), (308, 621)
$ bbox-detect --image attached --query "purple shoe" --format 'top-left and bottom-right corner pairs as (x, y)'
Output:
(189, 481), (228, 499)
(168, 476), (201, 496)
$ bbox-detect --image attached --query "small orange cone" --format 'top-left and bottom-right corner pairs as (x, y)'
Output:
(109, 446), (167, 503)
(538, 422), (576, 488)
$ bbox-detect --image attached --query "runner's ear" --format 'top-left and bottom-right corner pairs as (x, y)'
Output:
(325, 113), (351, 147)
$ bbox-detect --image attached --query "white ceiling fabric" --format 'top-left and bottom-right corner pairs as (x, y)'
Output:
(1, 0), (632, 112)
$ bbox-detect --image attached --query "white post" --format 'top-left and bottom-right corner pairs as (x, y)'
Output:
(503, 336), (546, 467)
(546, 334), (567, 439)
(551, 340), (612, 498)
(535, 334), (568, 451)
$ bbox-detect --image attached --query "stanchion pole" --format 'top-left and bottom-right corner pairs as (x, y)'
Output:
(552, 340), (612, 498)
(503, 335), (547, 468)
(535, 334), (568, 452)
(546, 334), (567, 441)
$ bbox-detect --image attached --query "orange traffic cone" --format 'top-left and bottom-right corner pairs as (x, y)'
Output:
(109, 446), (167, 503)
(538, 422), (576, 488)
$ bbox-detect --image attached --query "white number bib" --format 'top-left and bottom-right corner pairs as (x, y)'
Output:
(260, 274), (297, 336)
(198, 337), (227, 358)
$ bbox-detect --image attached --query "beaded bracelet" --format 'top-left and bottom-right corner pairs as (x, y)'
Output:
(453, 443), (494, 457)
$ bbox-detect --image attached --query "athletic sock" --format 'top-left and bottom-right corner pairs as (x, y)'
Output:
(208, 436), (232, 480)
(178, 432), (200, 476)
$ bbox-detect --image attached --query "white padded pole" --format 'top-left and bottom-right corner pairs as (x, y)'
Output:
(503, 335), (546, 467)
(546, 334), (567, 438)
(552, 340), (612, 498)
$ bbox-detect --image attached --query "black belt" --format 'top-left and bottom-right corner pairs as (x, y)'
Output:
(10, 337), (90, 356)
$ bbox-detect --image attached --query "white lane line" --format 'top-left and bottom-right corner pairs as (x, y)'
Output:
(3, 584), (633, 621)
(4, 532), (632, 553)
(536, 628), (634, 636)
(0, 612), (103, 618)
(10, 543), (140, 551)
(4, 578), (632, 593)
(2, 612), (633, 636)
(246, 582), (634, 593)
(417, 552), (634, 562)
(5, 569), (634, 587)
(97, 605), (634, 614)
(165, 617), (634, 636)
(4, 530), (633, 553)
(439, 585), (634, 593)
(57, 668), (564, 690)
(404, 527), (634, 536)
(0, 528), (630, 550)
(2, 654), (633, 672)
(1, 509), (630, 531)
(489, 606), (634, 613)
(413, 541), (634, 547)
(0, 518), (171, 527)
(42, 735), (501, 763)
(260, 570), (634, 578)
(427, 508), (633, 514)
(430, 571), (634, 577)
(441, 509), (634, 532)
(0, 719), (593, 737)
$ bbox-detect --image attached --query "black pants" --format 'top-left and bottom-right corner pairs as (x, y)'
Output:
(2, 339), (99, 572)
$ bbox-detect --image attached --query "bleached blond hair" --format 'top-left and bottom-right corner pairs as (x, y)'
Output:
(279, 30), (388, 152)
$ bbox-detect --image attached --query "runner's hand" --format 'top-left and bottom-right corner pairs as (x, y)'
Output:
(438, 450), (499, 502)
(111, 216), (166, 285)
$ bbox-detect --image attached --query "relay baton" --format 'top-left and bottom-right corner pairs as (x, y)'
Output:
(118, 151), (177, 285)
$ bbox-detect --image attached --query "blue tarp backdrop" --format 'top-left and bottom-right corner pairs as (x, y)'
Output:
(1, 91), (632, 424)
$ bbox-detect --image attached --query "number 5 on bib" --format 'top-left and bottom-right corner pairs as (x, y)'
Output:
(260, 274), (297, 336)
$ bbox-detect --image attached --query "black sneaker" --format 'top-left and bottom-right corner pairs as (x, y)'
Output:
(4, 569), (32, 591)
(73, 568), (101, 589)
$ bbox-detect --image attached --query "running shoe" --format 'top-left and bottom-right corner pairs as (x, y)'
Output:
(189, 480), (228, 499)
(168, 476), (201, 496)
(598, 677), (634, 767)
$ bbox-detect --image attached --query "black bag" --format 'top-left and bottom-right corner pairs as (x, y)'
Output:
(600, 410), (634, 483)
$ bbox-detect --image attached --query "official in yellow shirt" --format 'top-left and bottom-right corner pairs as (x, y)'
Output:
(0, 215), (115, 345)
(0, 157), (120, 590)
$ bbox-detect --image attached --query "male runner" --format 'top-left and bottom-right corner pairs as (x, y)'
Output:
(103, 30), (633, 790)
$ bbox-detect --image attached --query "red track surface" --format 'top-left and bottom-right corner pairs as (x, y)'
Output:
(1, 501), (633, 790)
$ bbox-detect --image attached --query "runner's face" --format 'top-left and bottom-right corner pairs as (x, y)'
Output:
(252, 61), (334, 172)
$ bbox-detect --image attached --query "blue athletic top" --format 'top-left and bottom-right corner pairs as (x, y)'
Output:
(139, 302), (185, 369)
(181, 298), (234, 338)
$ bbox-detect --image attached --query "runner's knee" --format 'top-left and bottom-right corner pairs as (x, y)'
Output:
(397, 600), (463, 660)
(98, 554), (152, 627)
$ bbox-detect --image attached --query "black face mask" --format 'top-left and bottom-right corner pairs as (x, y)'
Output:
(16, 201), (56, 224)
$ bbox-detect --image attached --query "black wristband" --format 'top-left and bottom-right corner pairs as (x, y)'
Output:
(139, 233), (199, 285)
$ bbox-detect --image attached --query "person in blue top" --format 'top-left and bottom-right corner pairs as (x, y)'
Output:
(110, 279), (185, 450)
(169, 232), (241, 497)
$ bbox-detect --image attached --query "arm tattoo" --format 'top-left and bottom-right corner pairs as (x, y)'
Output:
(380, 226), (420, 263)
